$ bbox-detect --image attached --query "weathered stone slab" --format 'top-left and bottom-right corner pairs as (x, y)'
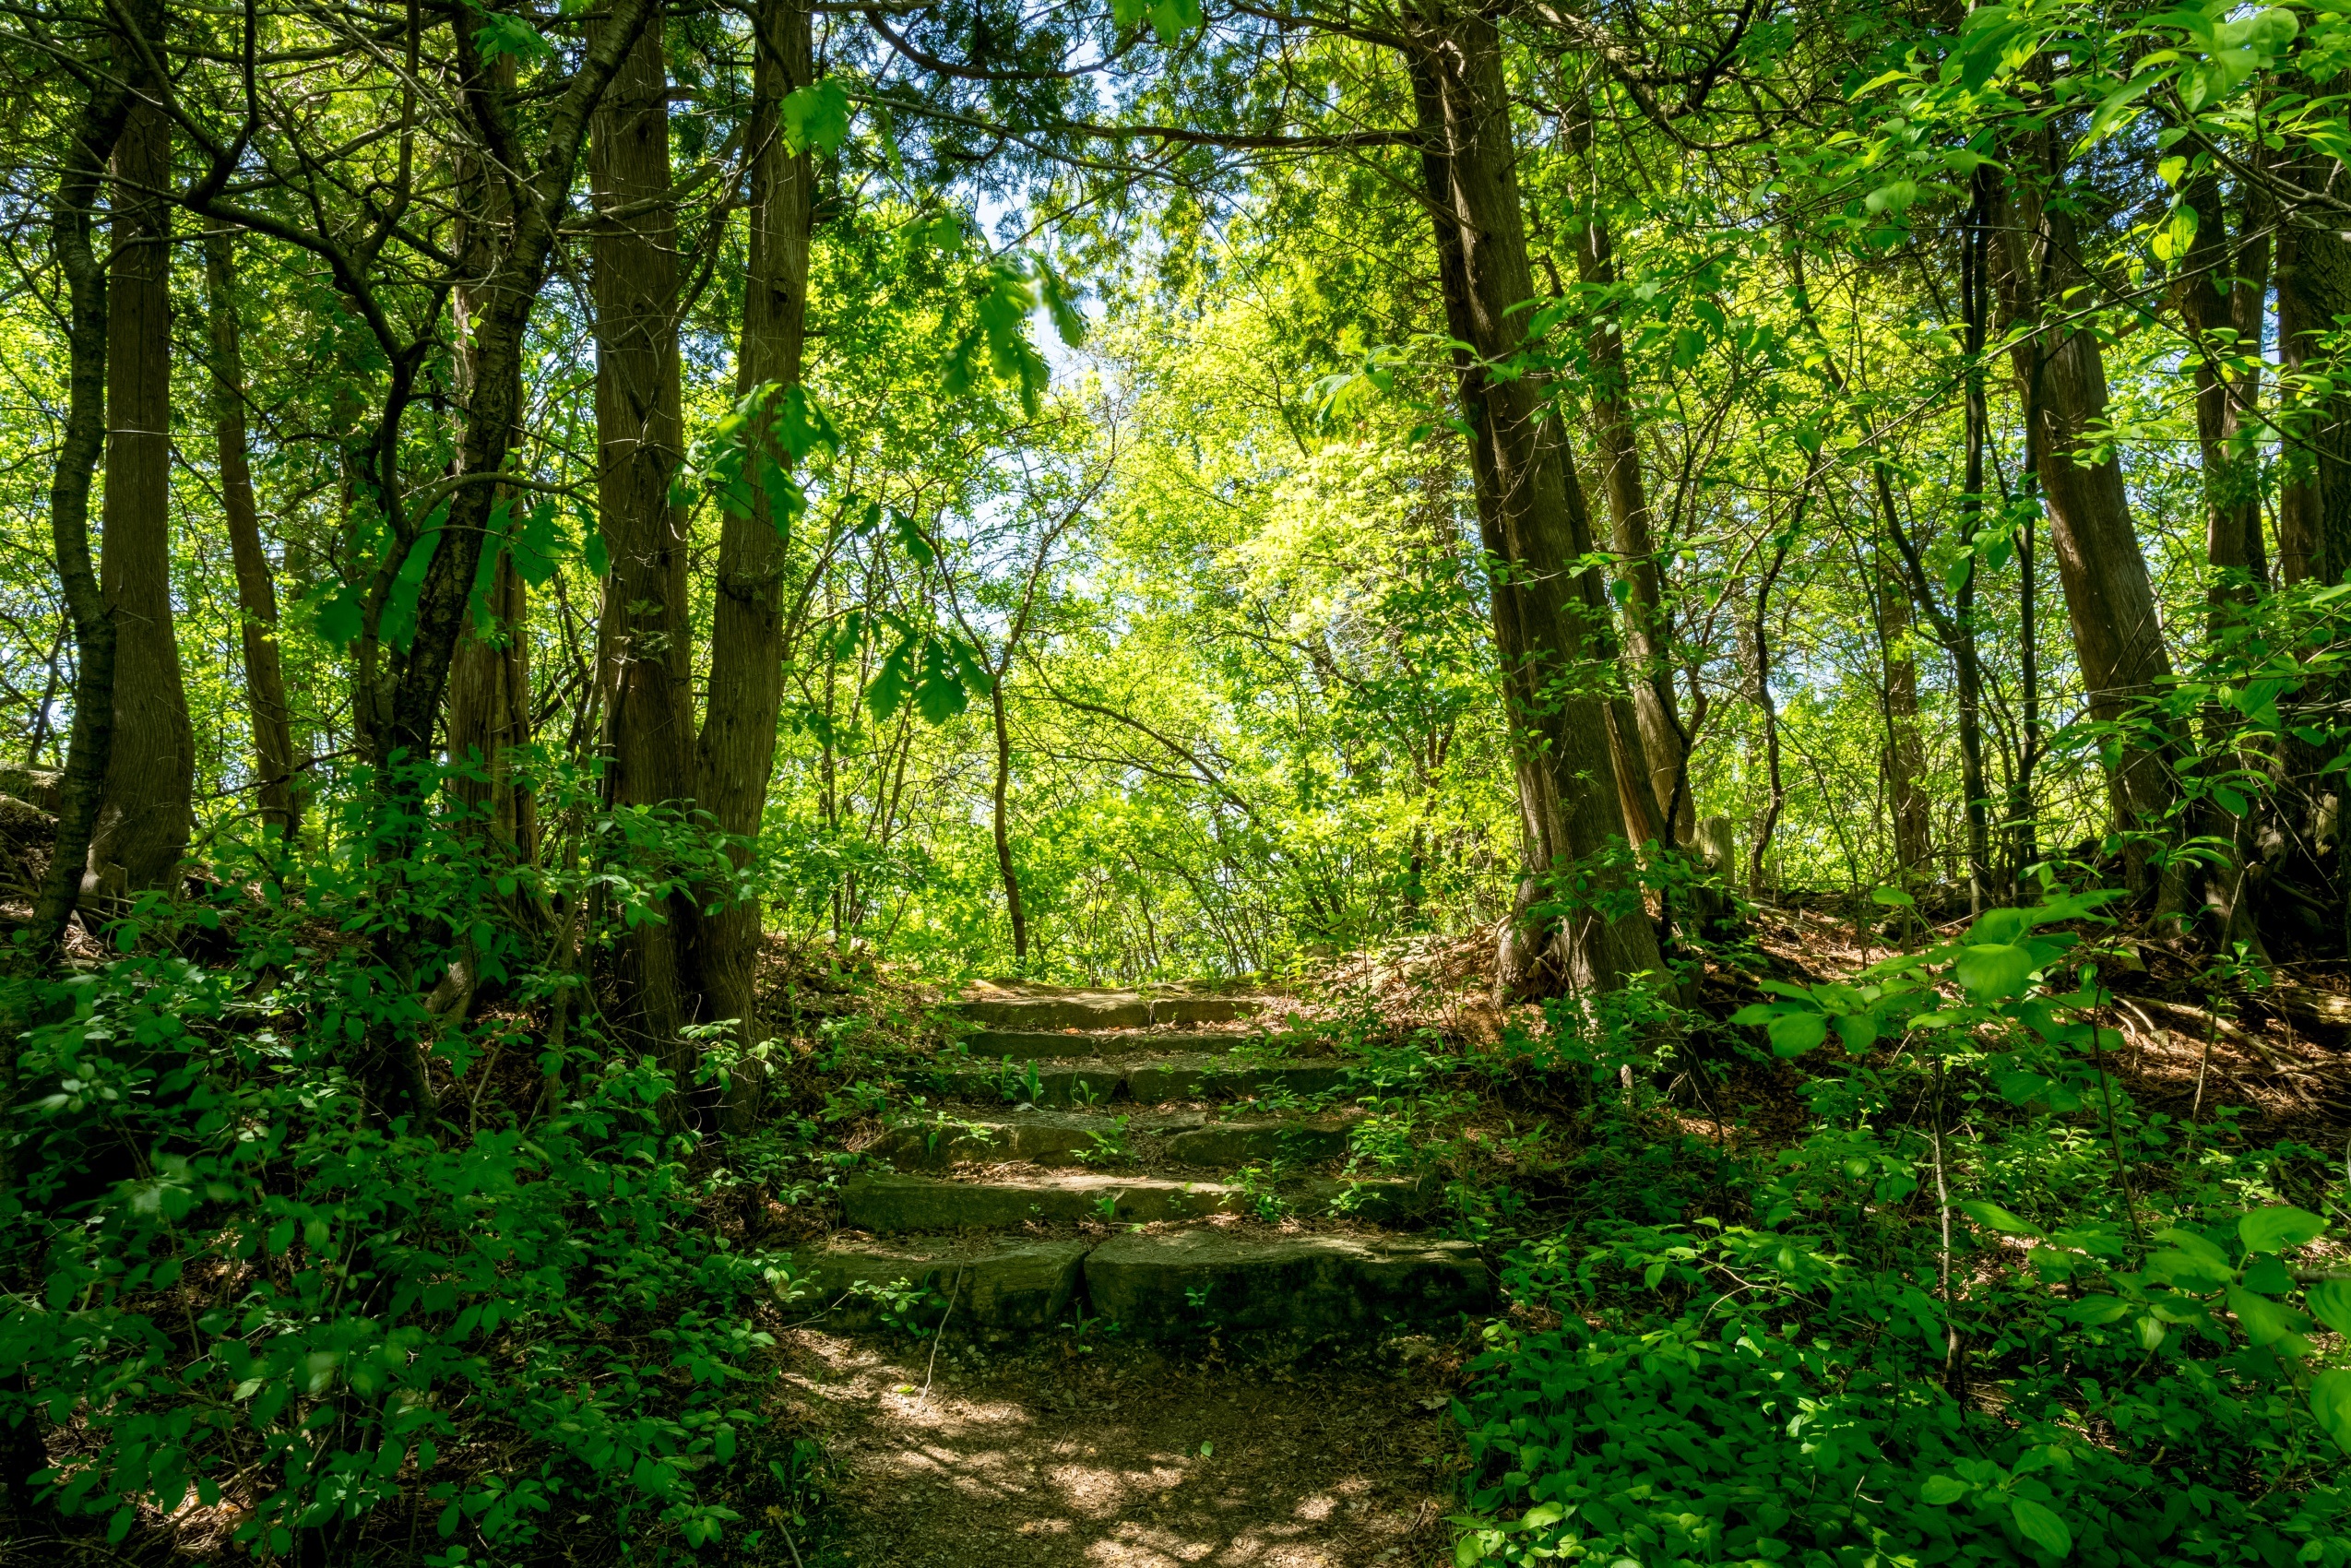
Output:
(957, 992), (1153, 1029)
(1164, 1115), (1354, 1167)
(839, 1171), (1242, 1231)
(935, 1060), (1125, 1108)
(1149, 996), (1261, 1026)
(962, 1028), (1247, 1060)
(874, 1111), (1206, 1169)
(1082, 1229), (1489, 1336)
(1123, 1057), (1348, 1103)
(797, 1236), (1087, 1329)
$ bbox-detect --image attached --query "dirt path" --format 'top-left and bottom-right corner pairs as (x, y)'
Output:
(777, 1326), (1464, 1567)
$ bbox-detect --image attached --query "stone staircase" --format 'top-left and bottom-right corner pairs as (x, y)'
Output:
(799, 985), (1490, 1341)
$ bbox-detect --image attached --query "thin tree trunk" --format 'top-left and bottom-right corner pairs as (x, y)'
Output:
(991, 675), (1027, 964)
(1409, 13), (1663, 999)
(693, 0), (813, 1120)
(87, 91), (192, 897)
(593, 5), (695, 1067)
(1746, 533), (1791, 898)
(1878, 533), (1932, 879)
(204, 231), (302, 843)
(2181, 171), (2273, 621)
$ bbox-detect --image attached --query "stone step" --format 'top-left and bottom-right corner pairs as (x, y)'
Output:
(787, 1229), (1487, 1337)
(935, 1054), (1347, 1108)
(794, 1234), (1088, 1330)
(961, 1028), (1245, 1060)
(1085, 1229), (1490, 1337)
(873, 1108), (1360, 1170)
(837, 1170), (1421, 1232)
(955, 990), (1265, 1031)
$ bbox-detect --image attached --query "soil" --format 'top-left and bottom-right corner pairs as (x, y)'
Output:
(774, 1324), (1465, 1568)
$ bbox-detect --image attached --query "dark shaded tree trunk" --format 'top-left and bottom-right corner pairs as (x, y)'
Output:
(693, 0), (814, 1120)
(87, 93), (191, 897)
(1878, 538), (1932, 879)
(2275, 182), (2351, 588)
(991, 677), (1027, 963)
(447, 52), (535, 864)
(593, 6), (695, 1065)
(204, 231), (302, 843)
(1996, 160), (2183, 909)
(1409, 12), (1663, 998)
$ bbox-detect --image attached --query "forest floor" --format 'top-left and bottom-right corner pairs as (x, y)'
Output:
(773, 1325), (1462, 1567)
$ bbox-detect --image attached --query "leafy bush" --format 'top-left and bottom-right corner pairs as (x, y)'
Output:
(1452, 892), (2351, 1567)
(0, 764), (813, 1562)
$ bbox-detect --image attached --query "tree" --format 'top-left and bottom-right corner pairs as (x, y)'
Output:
(86, 69), (191, 895)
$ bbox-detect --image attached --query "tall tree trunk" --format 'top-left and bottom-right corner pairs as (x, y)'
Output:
(204, 232), (302, 843)
(1877, 534), (1932, 879)
(447, 53), (535, 862)
(2275, 180), (2351, 587)
(1571, 201), (1692, 844)
(87, 93), (192, 897)
(694, 0), (813, 1119)
(991, 675), (1027, 964)
(1995, 158), (2182, 908)
(2181, 171), (2273, 621)
(1409, 12), (1663, 998)
(593, 6), (695, 1065)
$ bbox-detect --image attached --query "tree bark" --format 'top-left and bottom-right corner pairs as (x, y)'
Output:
(593, 5), (695, 1065)
(1409, 12), (1663, 998)
(1571, 204), (1692, 844)
(447, 56), (537, 865)
(991, 676), (1028, 963)
(2275, 182), (2351, 587)
(87, 92), (192, 897)
(1995, 161), (2182, 906)
(204, 231), (302, 843)
(1878, 535), (1932, 879)
(693, 0), (814, 1114)
(2180, 171), (2273, 620)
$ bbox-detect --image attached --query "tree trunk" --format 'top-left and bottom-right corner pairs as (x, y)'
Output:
(593, 6), (695, 1065)
(1572, 205), (1692, 844)
(991, 675), (1028, 964)
(447, 52), (535, 862)
(87, 94), (192, 897)
(2275, 180), (2351, 587)
(1877, 533), (1932, 879)
(1995, 162), (2182, 906)
(693, 0), (814, 1119)
(204, 232), (302, 844)
(2180, 171), (2273, 619)
(1409, 13), (1663, 998)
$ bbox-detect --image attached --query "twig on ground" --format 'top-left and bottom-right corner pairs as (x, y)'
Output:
(920, 1265), (966, 1405)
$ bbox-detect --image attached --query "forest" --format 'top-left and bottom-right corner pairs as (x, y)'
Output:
(5, 0), (2351, 1562)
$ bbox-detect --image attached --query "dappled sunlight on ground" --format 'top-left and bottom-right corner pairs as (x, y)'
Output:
(783, 1329), (1456, 1567)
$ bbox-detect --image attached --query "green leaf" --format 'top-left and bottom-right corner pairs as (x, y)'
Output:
(2012, 1498), (2072, 1558)
(1920, 1475), (1969, 1505)
(1954, 943), (2036, 999)
(1728, 1003), (1777, 1026)
(782, 78), (851, 154)
(1958, 1200), (2042, 1237)
(2226, 1284), (2302, 1345)
(2311, 1369), (2351, 1455)
(1145, 0), (1201, 42)
(2239, 1206), (2327, 1256)
(1765, 1011), (1828, 1056)
(2307, 1278), (2351, 1337)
